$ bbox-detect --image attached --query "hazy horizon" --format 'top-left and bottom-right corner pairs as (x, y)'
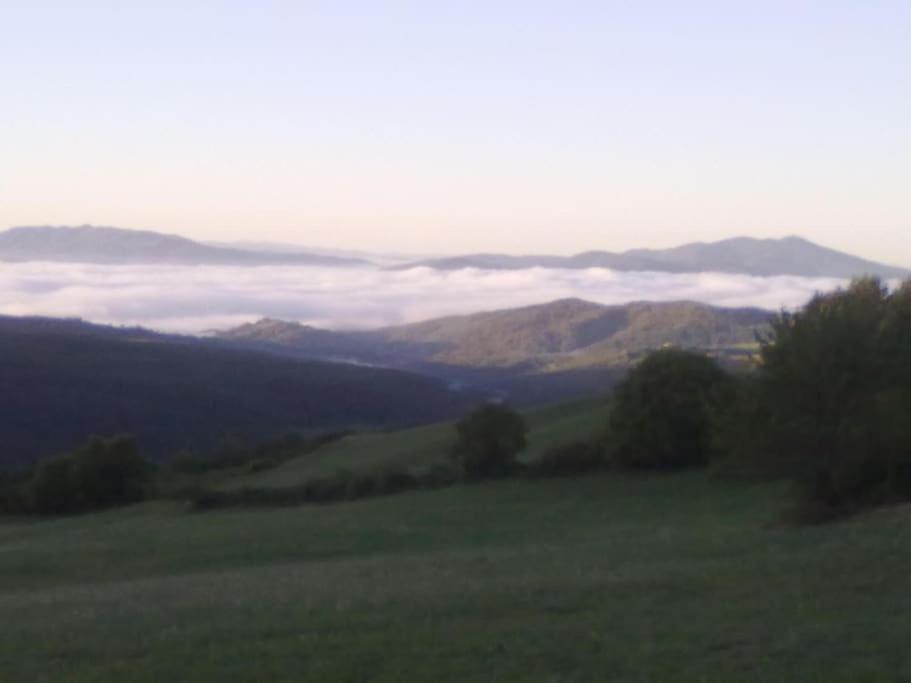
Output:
(4, 223), (911, 269)
(2, 2), (908, 263)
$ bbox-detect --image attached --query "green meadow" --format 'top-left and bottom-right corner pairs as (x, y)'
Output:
(2, 399), (910, 682)
(228, 397), (610, 489)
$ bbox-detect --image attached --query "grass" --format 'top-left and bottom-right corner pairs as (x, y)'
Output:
(227, 396), (611, 490)
(3, 398), (911, 681)
(2, 469), (911, 681)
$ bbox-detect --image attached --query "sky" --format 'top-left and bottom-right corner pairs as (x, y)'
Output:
(1, 1), (909, 262)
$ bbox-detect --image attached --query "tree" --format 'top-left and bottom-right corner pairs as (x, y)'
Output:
(721, 277), (911, 507)
(26, 455), (77, 515)
(24, 435), (149, 515)
(609, 348), (730, 469)
(69, 435), (148, 509)
(451, 404), (527, 478)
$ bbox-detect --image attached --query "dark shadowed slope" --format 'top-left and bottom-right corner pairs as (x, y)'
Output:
(396, 236), (908, 279)
(0, 225), (370, 266)
(0, 316), (478, 466)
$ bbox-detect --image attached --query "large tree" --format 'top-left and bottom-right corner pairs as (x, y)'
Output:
(609, 348), (730, 470)
(725, 277), (911, 506)
(451, 404), (527, 478)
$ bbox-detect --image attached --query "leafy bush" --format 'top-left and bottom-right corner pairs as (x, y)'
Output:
(609, 349), (731, 470)
(170, 432), (344, 475)
(0, 469), (33, 515)
(26, 456), (75, 515)
(357, 467), (419, 497)
(451, 403), (527, 478)
(710, 375), (776, 480)
(417, 463), (462, 489)
(720, 277), (911, 509)
(530, 441), (606, 477)
(24, 435), (149, 515)
(192, 466), (421, 510)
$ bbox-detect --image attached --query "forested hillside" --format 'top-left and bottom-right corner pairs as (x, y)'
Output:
(0, 316), (477, 465)
(222, 298), (769, 370)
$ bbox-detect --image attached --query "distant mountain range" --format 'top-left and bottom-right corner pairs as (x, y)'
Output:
(207, 240), (420, 266)
(0, 226), (370, 266)
(0, 316), (478, 465)
(395, 236), (909, 279)
(219, 298), (772, 400)
(2, 227), (906, 279)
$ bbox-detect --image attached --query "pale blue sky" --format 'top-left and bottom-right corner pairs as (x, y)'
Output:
(1, 1), (909, 261)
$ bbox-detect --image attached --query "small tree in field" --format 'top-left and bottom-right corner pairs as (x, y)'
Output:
(451, 403), (527, 478)
(609, 349), (730, 470)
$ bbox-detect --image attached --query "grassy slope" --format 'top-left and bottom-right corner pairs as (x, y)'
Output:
(227, 397), (611, 489)
(2, 473), (911, 681)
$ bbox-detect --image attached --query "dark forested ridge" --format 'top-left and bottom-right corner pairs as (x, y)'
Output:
(0, 316), (478, 466)
(395, 236), (909, 279)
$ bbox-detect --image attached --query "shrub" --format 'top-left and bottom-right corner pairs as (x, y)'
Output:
(417, 463), (461, 489)
(531, 441), (606, 477)
(451, 403), (527, 478)
(303, 471), (352, 503)
(27, 456), (76, 515)
(609, 349), (731, 470)
(191, 465), (420, 511)
(170, 432), (345, 474)
(363, 467), (419, 496)
(710, 375), (776, 480)
(0, 469), (31, 515)
(24, 435), (149, 515)
(69, 436), (149, 509)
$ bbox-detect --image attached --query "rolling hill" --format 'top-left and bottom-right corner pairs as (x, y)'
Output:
(221, 298), (770, 369)
(0, 225), (369, 266)
(396, 236), (909, 279)
(219, 298), (771, 403)
(223, 396), (611, 489)
(0, 316), (478, 466)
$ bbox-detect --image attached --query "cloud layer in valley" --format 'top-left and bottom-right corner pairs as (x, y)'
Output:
(0, 262), (849, 334)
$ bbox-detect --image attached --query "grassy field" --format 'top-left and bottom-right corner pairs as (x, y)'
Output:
(2, 401), (911, 682)
(2, 478), (911, 681)
(227, 396), (611, 489)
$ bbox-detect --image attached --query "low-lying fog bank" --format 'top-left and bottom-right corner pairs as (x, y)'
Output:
(0, 262), (847, 333)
